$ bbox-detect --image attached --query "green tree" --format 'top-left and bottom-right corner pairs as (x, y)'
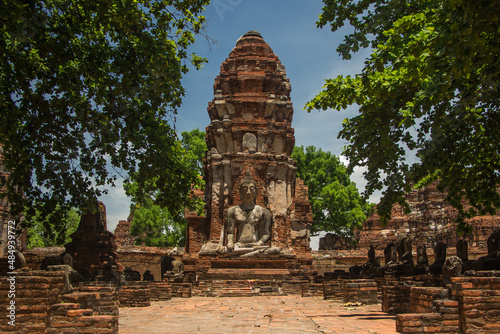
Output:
(0, 0), (208, 230)
(128, 200), (186, 247)
(125, 128), (207, 247)
(180, 128), (207, 175)
(25, 207), (80, 249)
(307, 0), (500, 231)
(292, 146), (372, 238)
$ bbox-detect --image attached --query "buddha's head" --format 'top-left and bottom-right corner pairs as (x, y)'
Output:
(239, 173), (257, 203)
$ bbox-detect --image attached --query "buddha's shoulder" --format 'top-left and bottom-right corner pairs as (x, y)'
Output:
(253, 205), (271, 214)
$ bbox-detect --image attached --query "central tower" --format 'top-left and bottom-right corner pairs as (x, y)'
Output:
(185, 31), (313, 274)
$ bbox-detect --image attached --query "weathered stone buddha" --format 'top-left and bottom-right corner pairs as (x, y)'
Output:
(396, 234), (413, 265)
(429, 241), (447, 275)
(384, 235), (414, 276)
(361, 245), (380, 277)
(219, 174), (285, 258)
(414, 244), (429, 275)
(164, 258), (185, 282)
(226, 174), (272, 252)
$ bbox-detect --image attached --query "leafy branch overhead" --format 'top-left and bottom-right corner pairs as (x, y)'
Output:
(124, 129), (207, 247)
(307, 0), (500, 231)
(0, 0), (209, 226)
(25, 207), (80, 249)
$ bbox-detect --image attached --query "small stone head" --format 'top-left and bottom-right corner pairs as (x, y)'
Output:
(239, 173), (257, 203)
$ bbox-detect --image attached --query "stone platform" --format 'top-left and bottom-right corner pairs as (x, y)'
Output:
(204, 268), (291, 280)
(183, 257), (316, 282)
(119, 296), (398, 334)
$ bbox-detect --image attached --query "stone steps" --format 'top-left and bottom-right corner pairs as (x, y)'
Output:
(204, 268), (291, 280)
(201, 279), (284, 297)
(219, 287), (259, 297)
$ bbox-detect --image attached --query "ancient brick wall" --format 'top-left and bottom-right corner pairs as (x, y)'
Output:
(343, 279), (379, 304)
(281, 279), (310, 295)
(312, 250), (368, 276)
(185, 215), (208, 255)
(323, 281), (344, 300)
(452, 275), (500, 333)
(72, 285), (120, 316)
(409, 287), (449, 313)
(393, 274), (500, 333)
(116, 246), (182, 282)
(119, 282), (151, 307)
(0, 271), (65, 333)
(380, 277), (424, 314)
(397, 310), (460, 334)
(149, 282), (172, 301)
(22, 246), (65, 271)
(0, 271), (118, 333)
(357, 181), (499, 254)
(300, 282), (323, 297)
(50, 302), (117, 334)
(114, 220), (136, 247)
(170, 283), (192, 298)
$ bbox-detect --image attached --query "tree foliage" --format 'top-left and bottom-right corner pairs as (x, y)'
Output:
(128, 199), (187, 247)
(307, 0), (500, 231)
(125, 128), (207, 247)
(0, 0), (208, 228)
(180, 128), (207, 176)
(25, 207), (80, 249)
(292, 145), (372, 238)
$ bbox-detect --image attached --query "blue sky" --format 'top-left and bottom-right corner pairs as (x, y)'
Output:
(102, 0), (374, 241)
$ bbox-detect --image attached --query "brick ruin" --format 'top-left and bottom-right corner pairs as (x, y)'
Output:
(113, 220), (135, 247)
(183, 30), (314, 278)
(356, 181), (499, 259)
(64, 201), (121, 280)
(0, 271), (119, 333)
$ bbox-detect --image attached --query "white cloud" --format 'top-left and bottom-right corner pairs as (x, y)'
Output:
(99, 177), (130, 232)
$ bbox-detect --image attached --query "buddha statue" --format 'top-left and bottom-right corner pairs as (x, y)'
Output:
(226, 174), (272, 253)
(199, 172), (285, 257)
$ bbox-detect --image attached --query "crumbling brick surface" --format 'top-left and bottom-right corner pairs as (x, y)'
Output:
(0, 271), (118, 333)
(323, 280), (344, 300)
(114, 220), (136, 247)
(116, 246), (182, 282)
(357, 181), (499, 256)
(343, 279), (379, 305)
(65, 202), (119, 276)
(118, 282), (151, 307)
(394, 275), (500, 333)
(170, 283), (192, 298)
(452, 275), (500, 333)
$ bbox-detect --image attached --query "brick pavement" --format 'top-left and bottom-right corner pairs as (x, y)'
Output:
(119, 296), (398, 334)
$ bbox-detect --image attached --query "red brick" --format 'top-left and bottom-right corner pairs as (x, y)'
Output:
(442, 320), (459, 326)
(67, 309), (94, 317)
(439, 306), (459, 314)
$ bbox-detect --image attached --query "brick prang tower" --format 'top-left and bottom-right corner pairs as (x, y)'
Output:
(185, 31), (314, 275)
